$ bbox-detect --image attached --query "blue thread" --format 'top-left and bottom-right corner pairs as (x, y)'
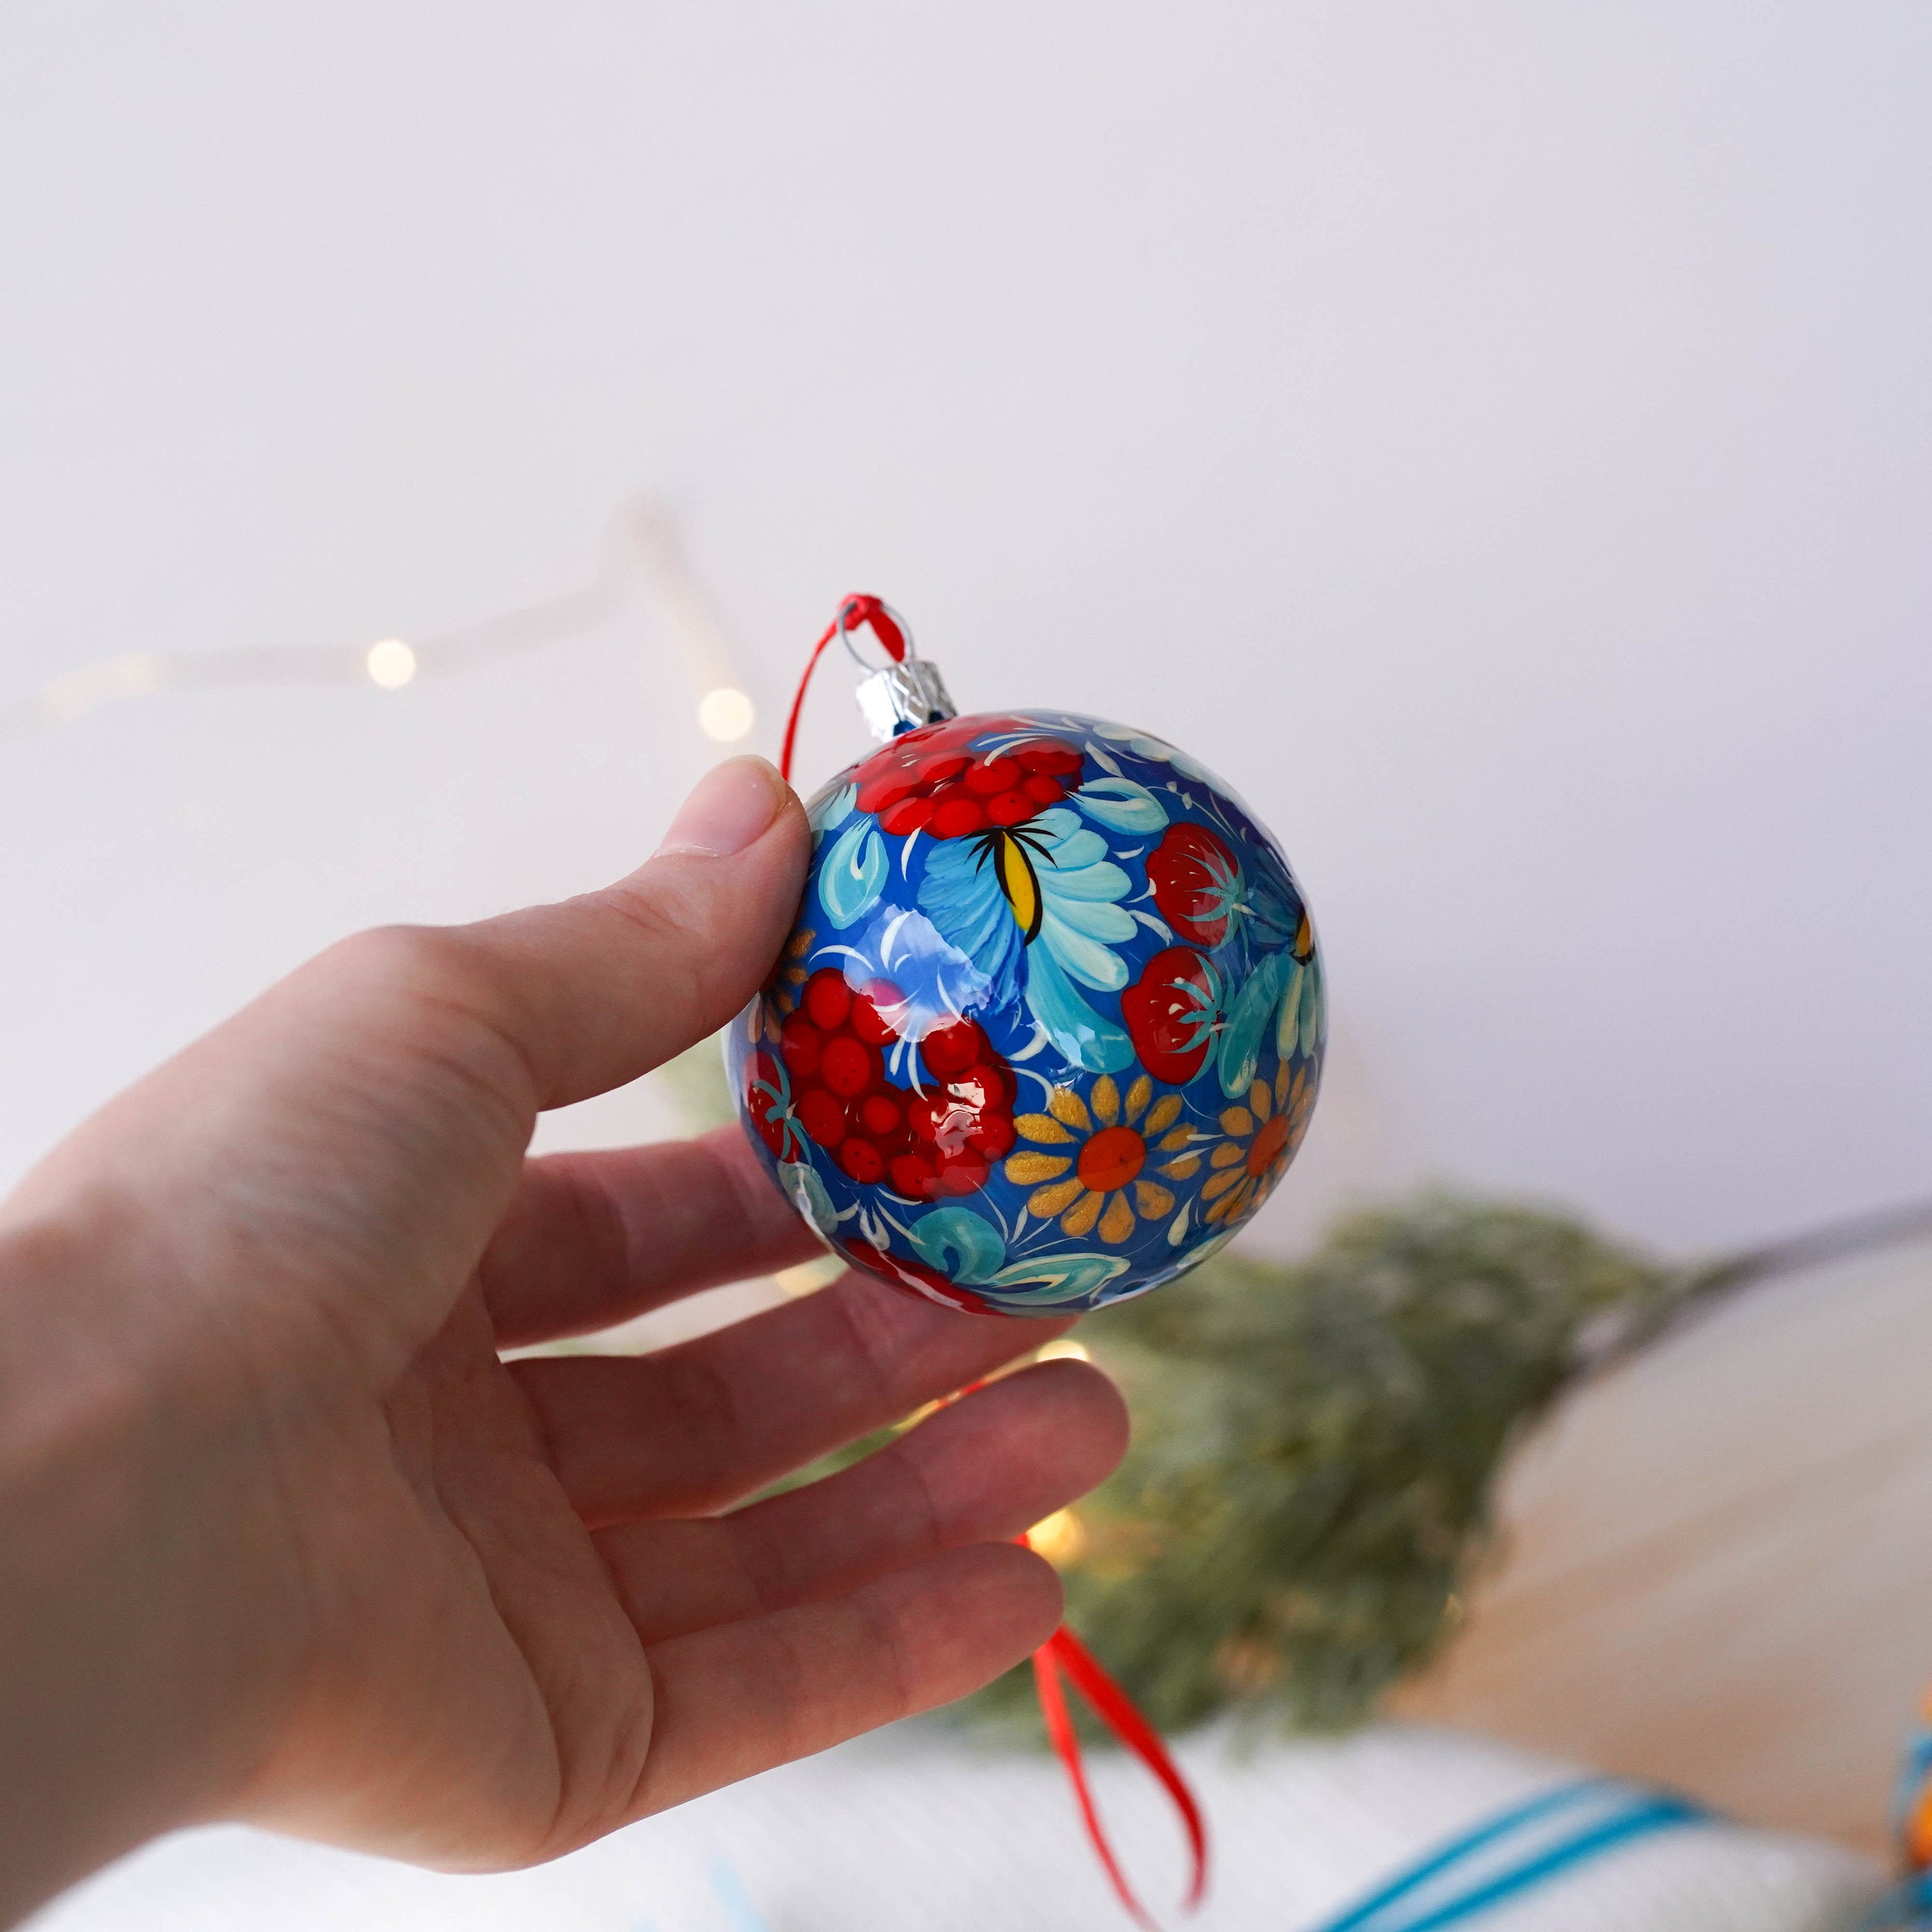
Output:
(1307, 1778), (1709, 1932)
(1314, 1780), (1618, 1932)
(709, 1856), (775, 1932)
(1858, 1870), (1932, 1930)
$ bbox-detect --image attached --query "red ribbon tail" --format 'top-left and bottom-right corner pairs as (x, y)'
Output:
(1047, 1625), (1209, 1909)
(1034, 1639), (1160, 1931)
(779, 619), (838, 785)
(1032, 1625), (1211, 1926)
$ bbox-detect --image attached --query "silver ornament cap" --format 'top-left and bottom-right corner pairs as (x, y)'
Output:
(855, 658), (956, 742)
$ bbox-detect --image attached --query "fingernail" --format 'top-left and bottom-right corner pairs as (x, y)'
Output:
(654, 757), (788, 858)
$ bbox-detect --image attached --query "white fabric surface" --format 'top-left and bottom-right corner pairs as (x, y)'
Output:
(28, 1721), (1880, 1932)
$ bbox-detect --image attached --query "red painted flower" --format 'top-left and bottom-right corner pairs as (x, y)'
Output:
(778, 968), (1018, 1202)
(1121, 946), (1222, 1084)
(1147, 822), (1244, 947)
(852, 715), (1086, 840)
(743, 1049), (806, 1162)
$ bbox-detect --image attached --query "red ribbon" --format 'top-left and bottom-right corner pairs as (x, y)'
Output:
(1028, 1590), (1210, 1927)
(781, 606), (1211, 1923)
(779, 592), (907, 783)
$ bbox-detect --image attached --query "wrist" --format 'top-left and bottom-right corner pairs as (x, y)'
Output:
(0, 1207), (306, 1923)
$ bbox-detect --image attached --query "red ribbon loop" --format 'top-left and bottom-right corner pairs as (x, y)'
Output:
(1032, 1622), (1210, 1928)
(779, 592), (908, 783)
(776, 612), (1211, 1926)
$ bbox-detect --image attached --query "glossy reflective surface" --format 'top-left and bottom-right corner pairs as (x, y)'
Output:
(729, 711), (1325, 1316)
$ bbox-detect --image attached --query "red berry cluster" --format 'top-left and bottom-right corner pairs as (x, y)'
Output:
(776, 968), (1018, 1200)
(858, 735), (1085, 840)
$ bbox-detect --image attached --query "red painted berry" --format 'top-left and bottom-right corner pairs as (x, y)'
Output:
(849, 980), (904, 1046)
(936, 1146), (992, 1195)
(949, 1062), (1008, 1110)
(931, 795), (987, 838)
(838, 1137), (886, 1184)
(920, 1018), (985, 1077)
(820, 1036), (877, 1099)
(804, 969), (851, 1032)
(889, 1152), (940, 1200)
(963, 755), (1021, 796)
(878, 795), (936, 836)
(779, 1014), (823, 1079)
(1014, 742), (1083, 777)
(797, 1088), (849, 1148)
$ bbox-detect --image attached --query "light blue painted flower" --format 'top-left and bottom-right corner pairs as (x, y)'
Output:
(1276, 950), (1325, 1061)
(1220, 940), (1326, 1095)
(812, 906), (991, 1057)
(918, 806), (1137, 1072)
(1070, 775), (1169, 836)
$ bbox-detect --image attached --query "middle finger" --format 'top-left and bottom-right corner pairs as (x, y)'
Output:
(509, 1267), (1074, 1525)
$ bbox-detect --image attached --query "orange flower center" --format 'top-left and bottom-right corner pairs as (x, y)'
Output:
(1245, 1111), (1292, 1177)
(1077, 1124), (1146, 1193)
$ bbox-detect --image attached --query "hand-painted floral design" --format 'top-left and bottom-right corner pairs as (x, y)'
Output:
(1198, 1061), (1318, 1228)
(779, 967), (1018, 1200)
(837, 1236), (995, 1316)
(743, 1048), (806, 1164)
(855, 717), (1086, 837)
(1147, 822), (1244, 947)
(762, 927), (815, 1017)
(919, 803), (1141, 1074)
(726, 707), (1323, 1316)
(1120, 945), (1222, 1084)
(1003, 1073), (1187, 1245)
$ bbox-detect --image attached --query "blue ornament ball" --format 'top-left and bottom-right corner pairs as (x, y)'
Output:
(728, 709), (1325, 1316)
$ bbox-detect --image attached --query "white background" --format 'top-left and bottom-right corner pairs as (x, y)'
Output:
(3, 3), (1927, 1258)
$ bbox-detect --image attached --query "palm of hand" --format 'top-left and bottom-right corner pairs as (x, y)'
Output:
(235, 1231), (1106, 1873)
(1, 768), (1121, 1906)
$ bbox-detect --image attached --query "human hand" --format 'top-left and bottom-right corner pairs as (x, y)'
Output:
(0, 757), (1126, 1924)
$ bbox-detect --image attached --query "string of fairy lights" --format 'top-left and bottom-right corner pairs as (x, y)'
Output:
(0, 497), (762, 748)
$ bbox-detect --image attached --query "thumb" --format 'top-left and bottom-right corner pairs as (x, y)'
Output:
(448, 754), (810, 1112)
(5, 759), (810, 1305)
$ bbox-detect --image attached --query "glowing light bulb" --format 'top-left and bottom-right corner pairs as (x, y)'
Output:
(697, 685), (755, 742)
(1027, 1508), (1086, 1567)
(365, 638), (417, 690)
(1036, 1339), (1090, 1364)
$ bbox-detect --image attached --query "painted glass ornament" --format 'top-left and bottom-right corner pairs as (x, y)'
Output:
(729, 599), (1325, 1318)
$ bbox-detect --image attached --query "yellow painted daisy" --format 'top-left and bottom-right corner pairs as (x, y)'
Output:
(1200, 1061), (1317, 1226)
(1004, 1073), (1191, 1244)
(768, 927), (816, 1016)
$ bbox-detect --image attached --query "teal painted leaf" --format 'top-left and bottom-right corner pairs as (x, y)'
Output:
(907, 1206), (1007, 1285)
(820, 814), (887, 927)
(809, 782), (856, 838)
(985, 1251), (1128, 1305)
(1218, 949), (1289, 1097)
(777, 1160), (837, 1238)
